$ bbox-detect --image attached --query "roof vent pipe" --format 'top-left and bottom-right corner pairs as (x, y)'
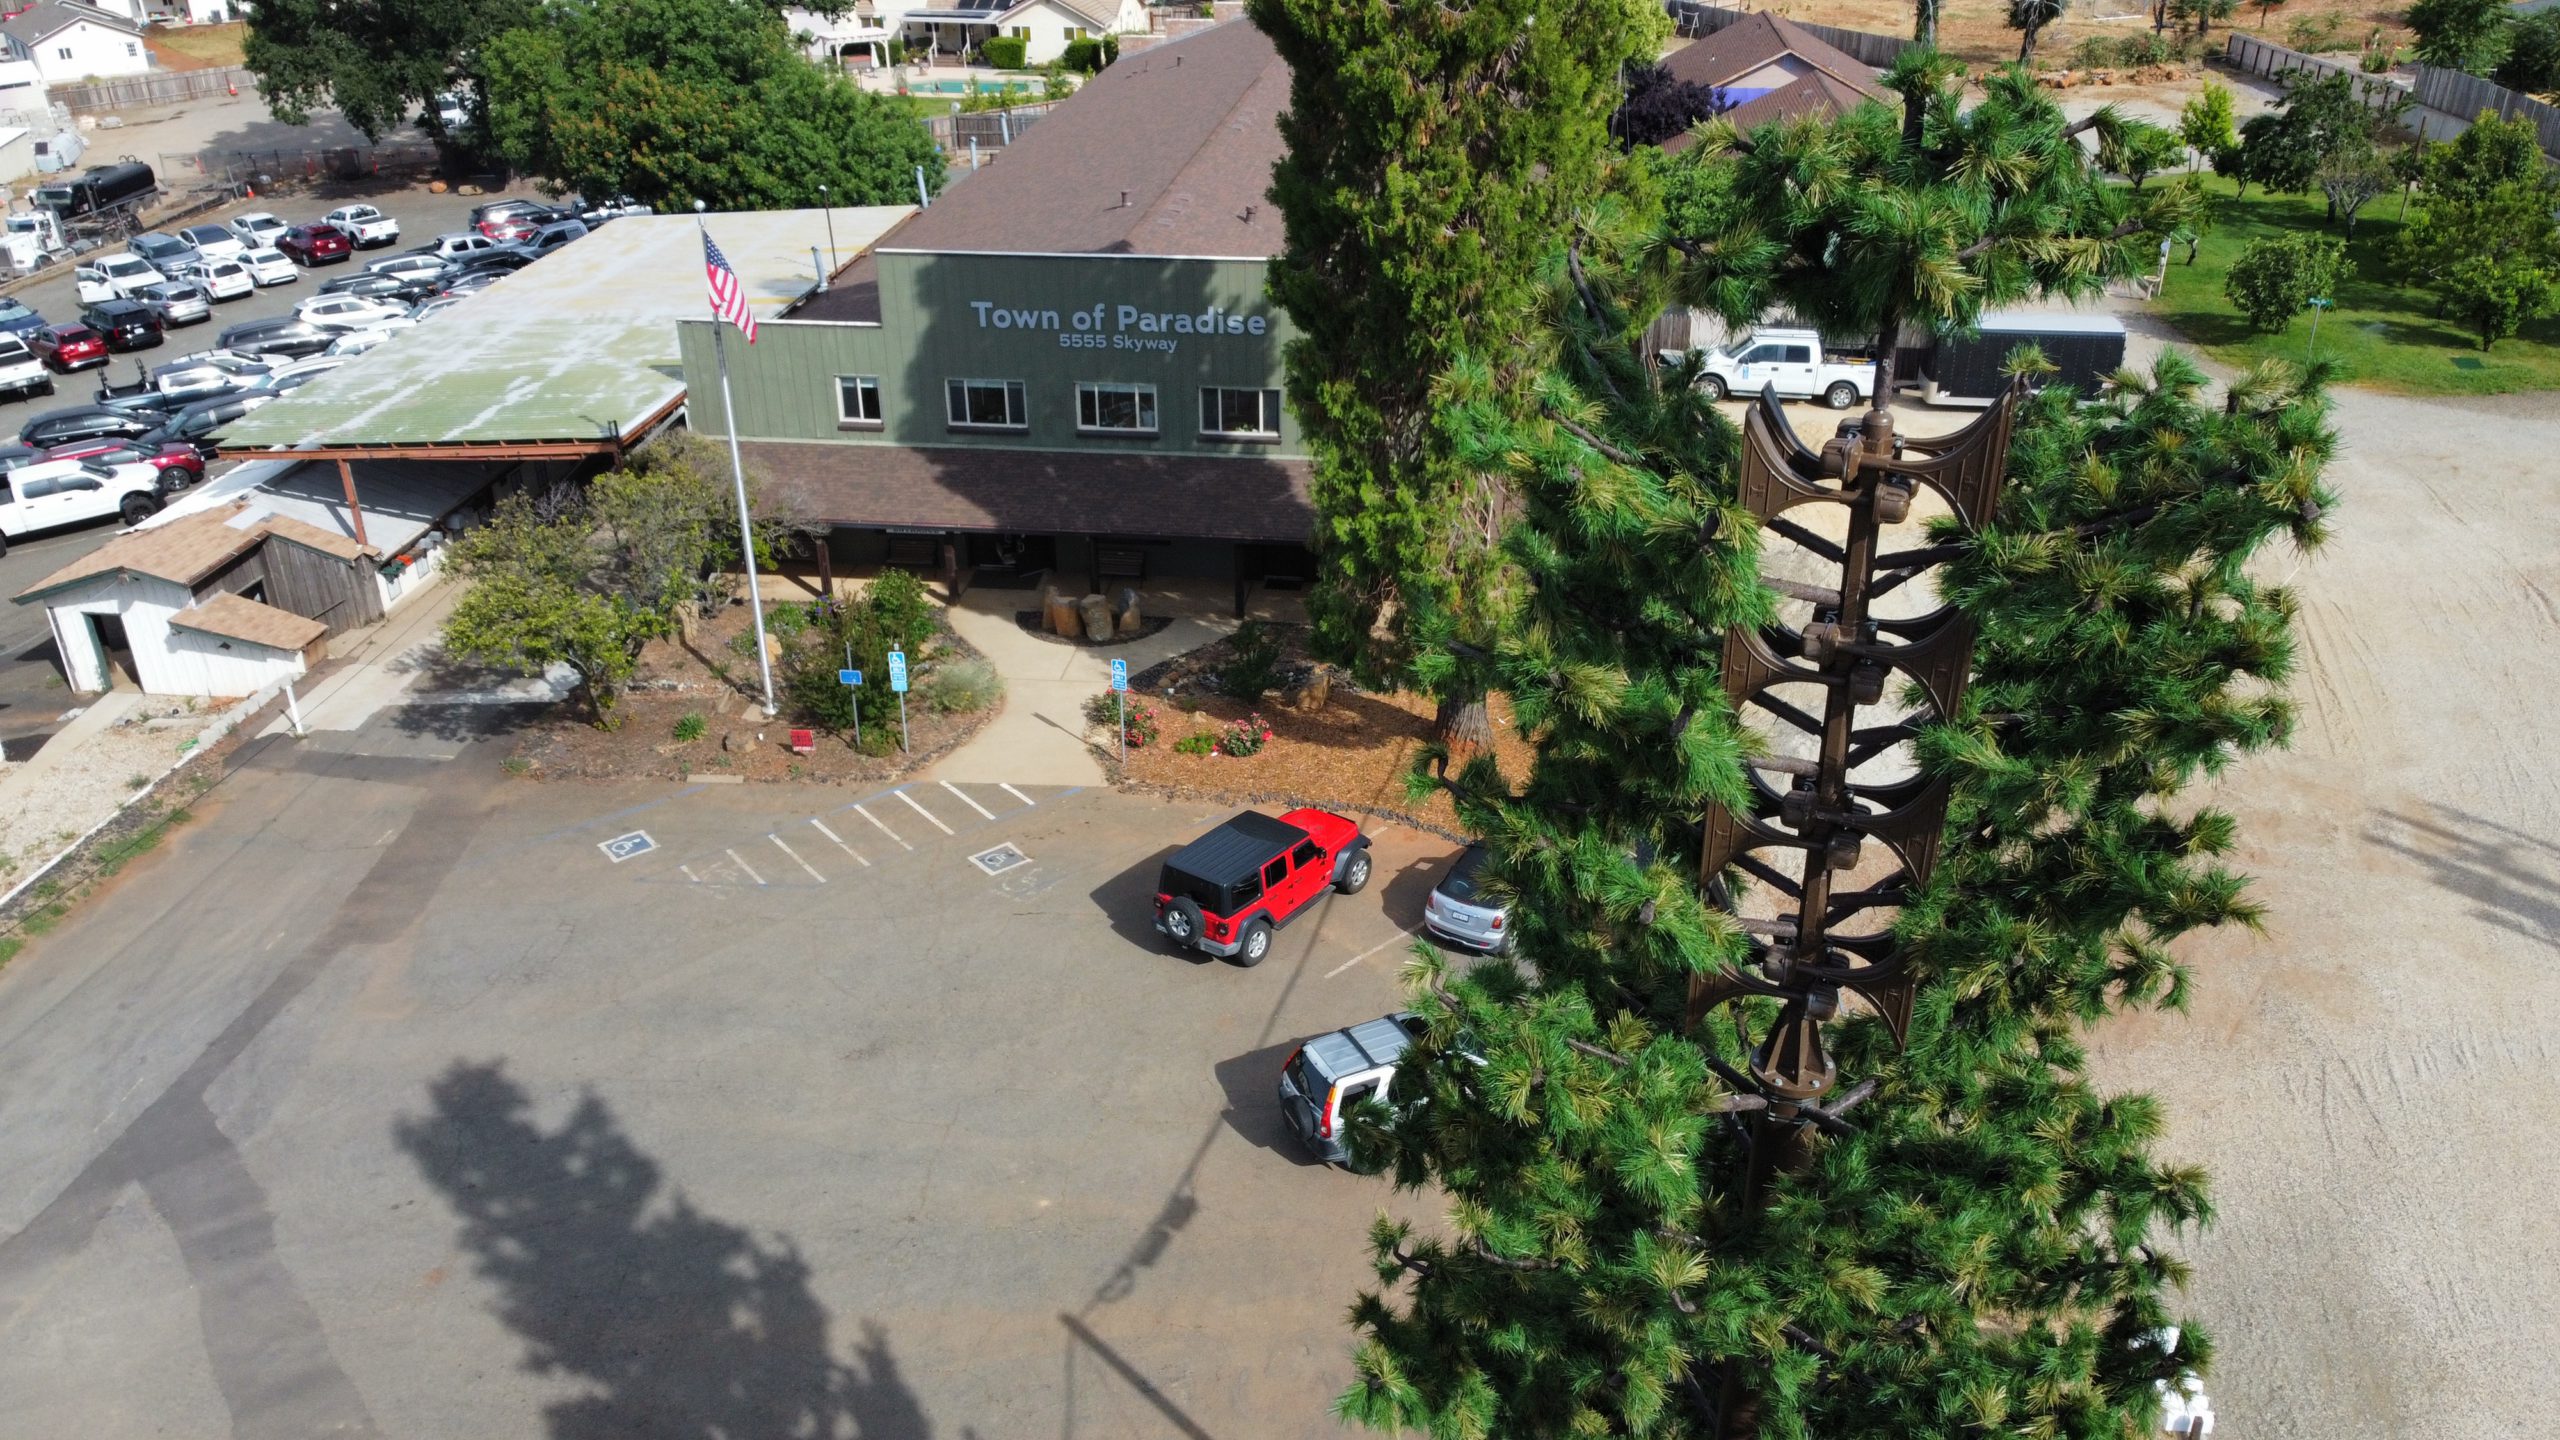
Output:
(1120, 189), (1131, 207)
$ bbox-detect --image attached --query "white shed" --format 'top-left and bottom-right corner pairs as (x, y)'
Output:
(13, 503), (347, 698)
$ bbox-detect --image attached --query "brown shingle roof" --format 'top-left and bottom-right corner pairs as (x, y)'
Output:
(1659, 70), (1884, 153)
(13, 504), (268, 601)
(12, 502), (381, 604)
(1660, 12), (1888, 101)
(742, 441), (1313, 544)
(869, 19), (1288, 259)
(259, 512), (378, 563)
(166, 592), (327, 654)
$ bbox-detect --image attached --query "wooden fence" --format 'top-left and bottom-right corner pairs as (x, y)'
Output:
(1664, 0), (1912, 69)
(2409, 64), (2560, 158)
(2220, 35), (2410, 111)
(56, 65), (251, 115)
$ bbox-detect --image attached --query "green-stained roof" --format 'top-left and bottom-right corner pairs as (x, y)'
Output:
(219, 206), (914, 452)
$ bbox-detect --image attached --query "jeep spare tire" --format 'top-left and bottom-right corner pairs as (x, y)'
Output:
(1162, 897), (1203, 948)
(1335, 850), (1372, 895)
(1236, 919), (1273, 967)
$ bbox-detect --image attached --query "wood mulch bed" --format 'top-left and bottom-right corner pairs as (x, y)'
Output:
(1110, 624), (1534, 836)
(505, 600), (996, 785)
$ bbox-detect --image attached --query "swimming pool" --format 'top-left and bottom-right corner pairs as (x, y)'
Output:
(903, 77), (1047, 96)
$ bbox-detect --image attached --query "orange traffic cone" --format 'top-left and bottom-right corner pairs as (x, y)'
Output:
(226, 79), (237, 96)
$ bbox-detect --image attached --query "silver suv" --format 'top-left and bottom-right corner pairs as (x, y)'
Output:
(1277, 1012), (1427, 1166)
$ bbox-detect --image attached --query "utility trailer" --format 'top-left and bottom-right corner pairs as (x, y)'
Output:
(1909, 312), (2127, 407)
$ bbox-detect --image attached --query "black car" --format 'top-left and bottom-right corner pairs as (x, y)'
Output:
(318, 270), (439, 304)
(215, 317), (335, 361)
(154, 393), (266, 447)
(0, 298), (48, 339)
(19, 404), (163, 447)
(78, 299), (164, 352)
(446, 244), (537, 275)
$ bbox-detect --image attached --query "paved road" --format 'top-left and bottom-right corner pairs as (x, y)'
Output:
(0, 712), (1461, 1439)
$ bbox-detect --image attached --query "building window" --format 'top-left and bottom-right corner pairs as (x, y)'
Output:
(945, 378), (1026, 430)
(55, 46), (72, 59)
(1067, 25), (1088, 38)
(836, 374), (883, 427)
(1075, 381), (1157, 435)
(124, 41), (138, 55)
(1009, 24), (1028, 37)
(1200, 386), (1283, 440)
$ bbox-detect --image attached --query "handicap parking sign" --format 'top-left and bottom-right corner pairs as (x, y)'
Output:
(887, 650), (909, 693)
(1109, 658), (1129, 693)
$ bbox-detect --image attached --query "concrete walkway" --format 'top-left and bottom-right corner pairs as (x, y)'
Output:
(924, 579), (1308, 785)
(252, 574), (565, 738)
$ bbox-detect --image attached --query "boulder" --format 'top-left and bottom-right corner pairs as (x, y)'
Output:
(1079, 593), (1114, 643)
(1289, 669), (1332, 714)
(1042, 586), (1079, 636)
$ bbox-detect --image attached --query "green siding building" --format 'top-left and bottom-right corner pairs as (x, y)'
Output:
(679, 19), (1313, 606)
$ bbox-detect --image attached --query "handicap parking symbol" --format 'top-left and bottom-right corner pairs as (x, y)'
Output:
(599, 831), (658, 863)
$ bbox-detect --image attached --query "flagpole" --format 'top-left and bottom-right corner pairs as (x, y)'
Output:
(704, 222), (777, 719)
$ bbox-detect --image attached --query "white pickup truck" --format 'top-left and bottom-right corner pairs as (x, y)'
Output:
(0, 457), (163, 555)
(322, 204), (400, 248)
(1662, 327), (1874, 409)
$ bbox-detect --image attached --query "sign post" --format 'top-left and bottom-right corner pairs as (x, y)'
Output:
(1109, 657), (1129, 766)
(838, 644), (864, 750)
(888, 647), (910, 753)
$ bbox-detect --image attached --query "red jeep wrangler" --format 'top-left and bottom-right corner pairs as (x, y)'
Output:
(1153, 808), (1373, 965)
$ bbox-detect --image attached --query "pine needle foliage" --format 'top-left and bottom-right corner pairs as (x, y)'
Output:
(1338, 95), (2334, 1440)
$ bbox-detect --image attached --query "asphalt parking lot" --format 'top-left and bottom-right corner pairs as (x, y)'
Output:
(0, 181), (527, 755)
(0, 712), (1460, 1439)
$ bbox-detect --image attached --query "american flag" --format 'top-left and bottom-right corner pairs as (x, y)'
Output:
(702, 229), (757, 344)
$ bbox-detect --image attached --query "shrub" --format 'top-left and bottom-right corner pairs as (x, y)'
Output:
(981, 34), (1027, 69)
(2286, 12), (2346, 51)
(1217, 713), (1271, 757)
(1218, 620), (1285, 702)
(1062, 37), (1105, 72)
(673, 712), (707, 742)
(1084, 690), (1159, 746)
(926, 658), (1003, 713)
(885, 37), (906, 66)
(778, 567), (940, 736)
(1175, 729), (1216, 756)
(767, 601), (811, 642)
(2223, 232), (2346, 330)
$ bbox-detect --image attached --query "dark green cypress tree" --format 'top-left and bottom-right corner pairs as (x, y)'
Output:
(1333, 83), (2334, 1440)
(1252, 0), (1662, 741)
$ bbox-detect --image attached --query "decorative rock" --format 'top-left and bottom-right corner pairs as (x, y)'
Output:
(1043, 586), (1079, 635)
(1116, 586), (1143, 637)
(1290, 669), (1332, 714)
(721, 730), (740, 752)
(1079, 593), (1114, 643)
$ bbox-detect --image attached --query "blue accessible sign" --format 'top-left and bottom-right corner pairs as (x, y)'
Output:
(1109, 658), (1129, 693)
(887, 651), (909, 693)
(838, 669), (863, 687)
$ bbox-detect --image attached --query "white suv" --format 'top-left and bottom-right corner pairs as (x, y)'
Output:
(0, 457), (163, 555)
(0, 332), (53, 400)
(75, 252), (167, 303)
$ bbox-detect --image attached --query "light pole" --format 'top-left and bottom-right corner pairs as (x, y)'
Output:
(816, 183), (838, 274)
(2305, 296), (2333, 365)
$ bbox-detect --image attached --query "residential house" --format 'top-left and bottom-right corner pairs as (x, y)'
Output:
(1655, 10), (1890, 147)
(900, 0), (1147, 66)
(0, 1), (152, 88)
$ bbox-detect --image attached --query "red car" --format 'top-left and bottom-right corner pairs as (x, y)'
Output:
(278, 224), (352, 266)
(1153, 808), (1373, 965)
(33, 322), (108, 372)
(471, 198), (558, 241)
(43, 436), (206, 488)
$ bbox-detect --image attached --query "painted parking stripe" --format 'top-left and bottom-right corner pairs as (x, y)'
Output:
(724, 848), (766, 887)
(894, 788), (955, 835)
(940, 780), (996, 820)
(769, 833), (826, 883)
(852, 803), (909, 850)
(1325, 928), (1421, 979)
(999, 783), (1036, 808)
(680, 864), (700, 884)
(809, 818), (868, 867)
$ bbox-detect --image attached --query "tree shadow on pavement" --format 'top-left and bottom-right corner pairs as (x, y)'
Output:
(2367, 805), (2560, 950)
(395, 1060), (938, 1440)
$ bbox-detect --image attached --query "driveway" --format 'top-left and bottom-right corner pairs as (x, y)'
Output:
(0, 714), (1458, 1438)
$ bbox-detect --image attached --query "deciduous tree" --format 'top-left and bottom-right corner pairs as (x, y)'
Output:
(2222, 231), (2345, 328)
(243, 0), (534, 142)
(2178, 79), (2238, 171)
(2494, 9), (2560, 94)
(2408, 0), (2511, 73)
(1252, 0), (1662, 747)
(442, 493), (660, 725)
(481, 0), (940, 212)
(1611, 63), (1729, 149)
(2440, 253), (2558, 349)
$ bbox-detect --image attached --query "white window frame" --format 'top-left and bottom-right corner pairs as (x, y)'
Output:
(945, 377), (1026, 430)
(1074, 380), (1157, 436)
(1199, 386), (1283, 441)
(836, 374), (883, 428)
